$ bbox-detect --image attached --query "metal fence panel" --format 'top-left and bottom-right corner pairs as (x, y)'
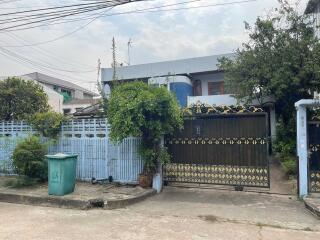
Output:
(0, 119), (143, 183)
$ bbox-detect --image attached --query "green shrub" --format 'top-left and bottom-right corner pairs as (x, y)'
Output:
(29, 111), (66, 139)
(273, 119), (297, 176)
(12, 136), (48, 180)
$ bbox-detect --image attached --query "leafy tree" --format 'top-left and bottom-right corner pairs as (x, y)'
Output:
(0, 77), (49, 120)
(107, 81), (183, 173)
(218, 1), (320, 125)
(29, 111), (66, 139)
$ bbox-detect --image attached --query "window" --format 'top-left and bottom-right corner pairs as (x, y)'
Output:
(208, 82), (224, 95)
(61, 89), (72, 97)
(75, 107), (83, 112)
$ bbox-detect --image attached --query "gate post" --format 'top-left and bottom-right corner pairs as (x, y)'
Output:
(296, 104), (308, 198)
(152, 136), (164, 193)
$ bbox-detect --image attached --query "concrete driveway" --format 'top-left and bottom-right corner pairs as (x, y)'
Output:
(0, 187), (319, 240)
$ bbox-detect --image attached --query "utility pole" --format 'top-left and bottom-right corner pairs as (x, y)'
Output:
(96, 58), (102, 96)
(112, 37), (117, 82)
(127, 38), (132, 65)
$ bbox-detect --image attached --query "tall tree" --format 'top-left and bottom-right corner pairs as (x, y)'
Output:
(0, 77), (49, 120)
(218, 0), (320, 124)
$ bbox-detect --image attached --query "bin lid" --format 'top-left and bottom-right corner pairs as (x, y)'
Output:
(45, 153), (78, 159)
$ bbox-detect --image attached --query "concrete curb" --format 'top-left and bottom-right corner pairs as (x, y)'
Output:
(304, 198), (320, 218)
(106, 189), (156, 209)
(0, 189), (156, 210)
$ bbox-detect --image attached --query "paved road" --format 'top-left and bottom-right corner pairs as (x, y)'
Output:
(0, 187), (319, 240)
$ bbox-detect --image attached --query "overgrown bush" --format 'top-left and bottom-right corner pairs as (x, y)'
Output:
(12, 136), (48, 180)
(107, 81), (183, 173)
(273, 119), (297, 176)
(29, 111), (66, 139)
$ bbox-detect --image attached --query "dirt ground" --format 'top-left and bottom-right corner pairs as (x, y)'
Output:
(0, 187), (319, 240)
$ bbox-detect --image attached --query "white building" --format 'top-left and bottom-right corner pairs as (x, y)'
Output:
(101, 54), (276, 141)
(305, 0), (320, 37)
(21, 72), (100, 114)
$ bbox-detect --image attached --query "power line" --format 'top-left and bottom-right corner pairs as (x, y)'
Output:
(0, 3), (115, 31)
(0, 0), (257, 47)
(4, 31), (96, 69)
(0, 6), (115, 47)
(0, 47), (98, 84)
(3, 32), (97, 70)
(0, 46), (95, 73)
(0, 0), (148, 31)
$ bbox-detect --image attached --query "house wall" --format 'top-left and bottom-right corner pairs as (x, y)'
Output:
(74, 89), (84, 99)
(42, 85), (63, 113)
(188, 94), (237, 106)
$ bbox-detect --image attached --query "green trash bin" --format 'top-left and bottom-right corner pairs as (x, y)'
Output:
(46, 153), (78, 196)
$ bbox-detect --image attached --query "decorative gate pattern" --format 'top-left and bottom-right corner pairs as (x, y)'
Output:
(164, 112), (270, 188)
(308, 122), (320, 193)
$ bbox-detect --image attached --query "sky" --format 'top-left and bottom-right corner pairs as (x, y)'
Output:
(0, 0), (310, 92)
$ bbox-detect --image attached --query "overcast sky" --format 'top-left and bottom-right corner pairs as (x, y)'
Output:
(0, 0), (309, 92)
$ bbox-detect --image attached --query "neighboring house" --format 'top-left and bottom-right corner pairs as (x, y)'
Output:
(0, 74), (64, 113)
(62, 98), (100, 115)
(305, 0), (320, 37)
(21, 72), (99, 114)
(101, 53), (276, 140)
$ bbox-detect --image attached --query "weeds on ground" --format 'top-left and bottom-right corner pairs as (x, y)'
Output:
(4, 176), (39, 188)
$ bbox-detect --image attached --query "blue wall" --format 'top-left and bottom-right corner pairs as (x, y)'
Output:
(170, 82), (193, 107)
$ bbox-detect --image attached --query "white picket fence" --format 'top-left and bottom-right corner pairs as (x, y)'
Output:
(0, 119), (143, 183)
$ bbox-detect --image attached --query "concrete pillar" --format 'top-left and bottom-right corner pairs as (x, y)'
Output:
(269, 106), (277, 142)
(296, 105), (308, 198)
(153, 137), (164, 193)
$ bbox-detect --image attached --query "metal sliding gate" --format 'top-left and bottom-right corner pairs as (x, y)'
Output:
(163, 113), (270, 188)
(308, 121), (320, 193)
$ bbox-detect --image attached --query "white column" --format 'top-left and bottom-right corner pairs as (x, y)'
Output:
(153, 137), (164, 193)
(269, 106), (277, 143)
(296, 105), (308, 198)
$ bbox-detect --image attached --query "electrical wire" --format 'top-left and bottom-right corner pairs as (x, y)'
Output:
(0, 0), (257, 47)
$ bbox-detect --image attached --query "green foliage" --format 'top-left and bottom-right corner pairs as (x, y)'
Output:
(4, 176), (39, 188)
(0, 77), (49, 121)
(29, 111), (66, 139)
(107, 81), (183, 172)
(12, 136), (48, 180)
(282, 156), (297, 176)
(273, 119), (297, 175)
(218, 1), (320, 125)
(139, 146), (171, 172)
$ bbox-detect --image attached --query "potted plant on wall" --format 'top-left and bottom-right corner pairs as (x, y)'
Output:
(106, 81), (182, 188)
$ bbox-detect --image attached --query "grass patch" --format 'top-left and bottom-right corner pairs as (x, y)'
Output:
(4, 176), (40, 188)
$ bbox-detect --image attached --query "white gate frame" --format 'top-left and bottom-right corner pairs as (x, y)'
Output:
(295, 99), (320, 198)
